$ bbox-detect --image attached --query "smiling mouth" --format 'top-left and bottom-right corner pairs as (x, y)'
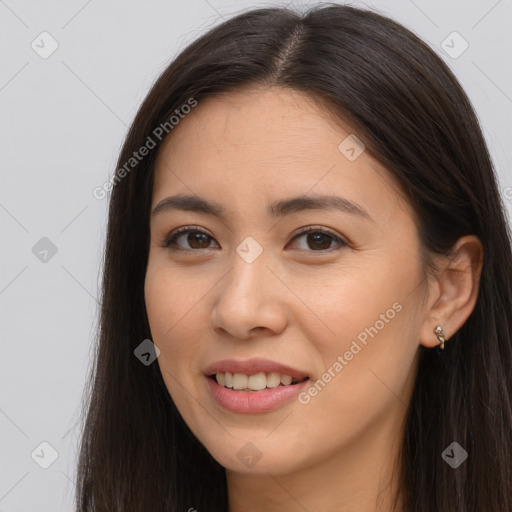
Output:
(209, 372), (310, 392)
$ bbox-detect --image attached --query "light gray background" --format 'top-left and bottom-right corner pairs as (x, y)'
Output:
(1, 0), (511, 510)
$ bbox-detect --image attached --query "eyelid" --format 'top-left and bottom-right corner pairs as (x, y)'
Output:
(292, 225), (349, 246)
(162, 225), (215, 250)
(161, 225), (350, 252)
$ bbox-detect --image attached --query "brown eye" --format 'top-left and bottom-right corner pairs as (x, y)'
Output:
(290, 227), (348, 252)
(163, 228), (217, 250)
(184, 232), (212, 249)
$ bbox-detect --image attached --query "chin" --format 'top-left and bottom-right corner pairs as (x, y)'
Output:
(197, 433), (311, 476)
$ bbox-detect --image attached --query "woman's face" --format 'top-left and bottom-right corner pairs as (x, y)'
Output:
(145, 86), (430, 476)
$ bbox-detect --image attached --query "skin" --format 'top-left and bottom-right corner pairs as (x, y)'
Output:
(144, 85), (483, 512)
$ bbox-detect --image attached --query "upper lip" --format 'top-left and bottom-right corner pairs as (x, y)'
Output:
(204, 358), (309, 380)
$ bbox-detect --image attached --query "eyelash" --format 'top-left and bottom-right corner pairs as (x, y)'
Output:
(160, 225), (349, 254)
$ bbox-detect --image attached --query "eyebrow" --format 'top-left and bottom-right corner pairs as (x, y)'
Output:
(151, 194), (374, 222)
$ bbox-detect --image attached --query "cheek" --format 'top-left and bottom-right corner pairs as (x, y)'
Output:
(144, 268), (198, 429)
(304, 255), (421, 408)
(289, 302), (419, 469)
(144, 263), (201, 379)
(144, 259), (222, 420)
(145, 262), (184, 337)
(305, 259), (412, 358)
(144, 258), (209, 343)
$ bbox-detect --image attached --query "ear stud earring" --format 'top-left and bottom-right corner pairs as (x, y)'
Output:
(434, 325), (446, 351)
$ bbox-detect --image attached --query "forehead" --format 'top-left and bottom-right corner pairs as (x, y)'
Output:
(152, 86), (409, 225)
(156, 86), (359, 172)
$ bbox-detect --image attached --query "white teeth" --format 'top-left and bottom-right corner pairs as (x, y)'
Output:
(213, 371), (305, 390)
(266, 372), (281, 388)
(233, 373), (248, 390)
(280, 374), (292, 386)
(248, 372), (267, 391)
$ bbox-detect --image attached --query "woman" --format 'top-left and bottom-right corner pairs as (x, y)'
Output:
(76, 4), (512, 511)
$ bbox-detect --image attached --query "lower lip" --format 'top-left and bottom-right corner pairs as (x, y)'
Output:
(206, 376), (309, 414)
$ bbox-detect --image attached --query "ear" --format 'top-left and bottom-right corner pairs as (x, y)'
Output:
(419, 235), (484, 349)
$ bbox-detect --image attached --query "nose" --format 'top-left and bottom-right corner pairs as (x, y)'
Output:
(210, 253), (288, 340)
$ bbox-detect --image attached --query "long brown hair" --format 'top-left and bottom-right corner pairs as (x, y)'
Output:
(76, 4), (512, 510)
